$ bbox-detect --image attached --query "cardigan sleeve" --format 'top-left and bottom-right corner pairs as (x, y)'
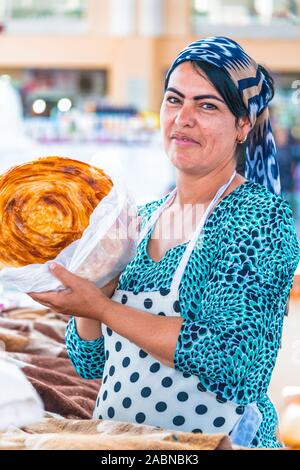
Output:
(174, 198), (300, 403)
(65, 316), (105, 379)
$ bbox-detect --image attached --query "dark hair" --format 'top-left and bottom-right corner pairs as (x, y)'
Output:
(165, 60), (275, 175)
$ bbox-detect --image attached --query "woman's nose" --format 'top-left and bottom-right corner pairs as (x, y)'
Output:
(174, 103), (196, 127)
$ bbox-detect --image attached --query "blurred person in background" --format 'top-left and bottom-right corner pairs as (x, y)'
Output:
(29, 37), (300, 449)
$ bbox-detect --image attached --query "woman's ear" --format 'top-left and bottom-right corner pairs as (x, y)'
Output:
(237, 115), (251, 141)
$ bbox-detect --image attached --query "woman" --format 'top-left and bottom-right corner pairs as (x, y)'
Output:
(29, 37), (300, 448)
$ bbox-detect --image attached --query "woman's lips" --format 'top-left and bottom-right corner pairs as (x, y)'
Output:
(172, 137), (199, 147)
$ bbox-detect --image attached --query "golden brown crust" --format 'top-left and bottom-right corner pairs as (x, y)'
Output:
(0, 156), (113, 268)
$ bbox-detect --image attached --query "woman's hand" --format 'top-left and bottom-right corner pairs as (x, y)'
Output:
(28, 263), (112, 320)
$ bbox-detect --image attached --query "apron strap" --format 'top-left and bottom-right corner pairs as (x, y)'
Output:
(171, 171), (237, 292)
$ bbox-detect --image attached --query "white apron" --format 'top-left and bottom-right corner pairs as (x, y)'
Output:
(93, 171), (262, 447)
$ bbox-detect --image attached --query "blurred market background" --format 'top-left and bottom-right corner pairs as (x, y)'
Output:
(0, 0), (300, 421)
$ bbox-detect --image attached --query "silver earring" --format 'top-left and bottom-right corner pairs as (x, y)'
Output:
(237, 136), (247, 144)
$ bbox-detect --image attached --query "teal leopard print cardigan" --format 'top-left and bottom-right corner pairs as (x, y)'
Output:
(65, 180), (300, 448)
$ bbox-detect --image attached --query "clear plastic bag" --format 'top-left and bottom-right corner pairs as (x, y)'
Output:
(0, 177), (139, 293)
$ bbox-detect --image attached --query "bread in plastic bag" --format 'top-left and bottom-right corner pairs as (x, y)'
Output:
(0, 177), (140, 293)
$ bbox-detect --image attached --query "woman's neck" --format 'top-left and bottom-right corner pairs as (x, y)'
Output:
(172, 165), (243, 209)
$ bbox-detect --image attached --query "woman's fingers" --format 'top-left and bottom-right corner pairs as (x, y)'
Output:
(27, 291), (63, 310)
(27, 295), (53, 309)
(48, 263), (81, 288)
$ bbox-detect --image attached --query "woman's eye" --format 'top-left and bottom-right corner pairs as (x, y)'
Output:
(165, 97), (218, 110)
(166, 96), (180, 104)
(201, 103), (217, 110)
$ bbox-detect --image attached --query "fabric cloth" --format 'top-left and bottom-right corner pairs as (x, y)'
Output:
(0, 359), (44, 431)
(0, 308), (100, 420)
(164, 36), (281, 196)
(66, 181), (300, 448)
(0, 418), (234, 450)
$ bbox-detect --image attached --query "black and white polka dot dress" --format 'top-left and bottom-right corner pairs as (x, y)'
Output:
(93, 172), (262, 443)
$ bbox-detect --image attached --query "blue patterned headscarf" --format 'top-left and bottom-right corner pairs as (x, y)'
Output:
(165, 36), (281, 196)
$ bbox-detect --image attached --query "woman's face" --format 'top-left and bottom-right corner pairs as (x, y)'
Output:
(160, 61), (245, 175)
